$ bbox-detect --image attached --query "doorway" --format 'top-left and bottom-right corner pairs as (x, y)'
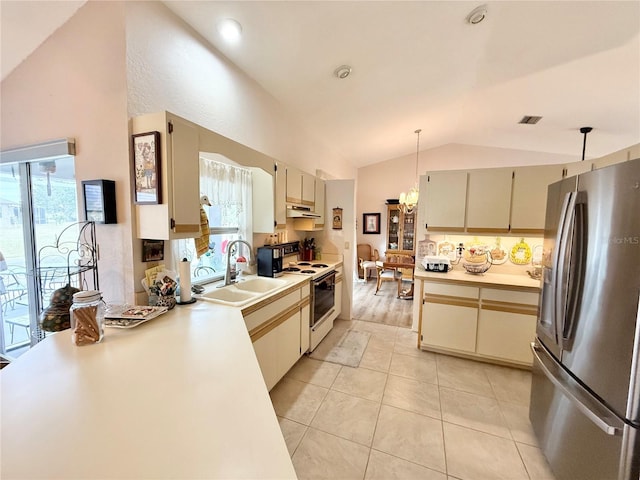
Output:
(0, 155), (78, 357)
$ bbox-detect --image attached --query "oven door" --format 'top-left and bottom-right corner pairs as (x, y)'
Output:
(311, 271), (336, 328)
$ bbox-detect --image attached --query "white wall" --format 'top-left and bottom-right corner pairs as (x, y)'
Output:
(125, 2), (355, 181)
(324, 179), (355, 320)
(0, 2), (134, 304)
(356, 142), (578, 252)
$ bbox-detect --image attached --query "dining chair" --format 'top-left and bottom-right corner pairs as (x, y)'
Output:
(374, 260), (402, 295)
(357, 244), (379, 281)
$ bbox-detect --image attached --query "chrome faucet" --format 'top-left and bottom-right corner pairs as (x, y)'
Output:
(223, 239), (253, 286)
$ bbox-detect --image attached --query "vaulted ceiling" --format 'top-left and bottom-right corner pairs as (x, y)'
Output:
(3, 1), (639, 167)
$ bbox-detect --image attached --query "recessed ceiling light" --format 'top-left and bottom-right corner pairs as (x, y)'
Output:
(334, 65), (352, 79)
(466, 5), (488, 25)
(217, 18), (242, 43)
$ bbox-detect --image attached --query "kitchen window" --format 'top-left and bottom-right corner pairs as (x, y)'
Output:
(172, 156), (253, 284)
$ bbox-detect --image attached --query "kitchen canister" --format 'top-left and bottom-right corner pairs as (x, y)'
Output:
(70, 290), (105, 346)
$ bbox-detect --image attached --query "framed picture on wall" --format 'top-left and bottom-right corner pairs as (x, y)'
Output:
(332, 208), (343, 230)
(132, 131), (161, 205)
(142, 239), (165, 262)
(363, 213), (381, 234)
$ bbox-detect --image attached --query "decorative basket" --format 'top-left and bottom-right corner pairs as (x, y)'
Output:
(462, 262), (491, 275)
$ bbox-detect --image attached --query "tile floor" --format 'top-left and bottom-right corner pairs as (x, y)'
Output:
(271, 319), (556, 480)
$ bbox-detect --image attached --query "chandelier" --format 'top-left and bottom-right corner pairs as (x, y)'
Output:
(399, 129), (421, 214)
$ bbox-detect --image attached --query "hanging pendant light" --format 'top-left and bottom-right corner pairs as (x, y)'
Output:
(399, 129), (421, 214)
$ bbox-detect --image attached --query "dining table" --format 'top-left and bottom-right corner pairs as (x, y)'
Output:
(382, 259), (415, 299)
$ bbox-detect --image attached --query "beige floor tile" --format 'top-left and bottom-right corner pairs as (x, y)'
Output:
(484, 365), (532, 406)
(436, 354), (495, 398)
(331, 365), (388, 402)
(286, 356), (342, 388)
(270, 377), (328, 425)
(277, 416), (307, 456)
(372, 404), (446, 473)
(353, 319), (399, 336)
(393, 341), (424, 358)
(439, 387), (511, 439)
(383, 374), (441, 419)
(443, 422), (529, 480)
(499, 400), (538, 446)
(367, 332), (396, 351)
(389, 352), (438, 384)
(395, 327), (418, 346)
(365, 449), (447, 480)
(292, 427), (370, 480)
(517, 442), (556, 479)
(310, 390), (380, 446)
(359, 344), (393, 372)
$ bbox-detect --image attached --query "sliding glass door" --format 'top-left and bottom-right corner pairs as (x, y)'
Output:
(0, 156), (78, 357)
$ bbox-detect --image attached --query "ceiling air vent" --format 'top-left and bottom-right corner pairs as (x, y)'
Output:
(519, 115), (543, 125)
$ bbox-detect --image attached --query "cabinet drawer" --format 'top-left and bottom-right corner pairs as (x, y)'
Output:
(244, 290), (300, 332)
(424, 282), (479, 299)
(481, 288), (539, 306)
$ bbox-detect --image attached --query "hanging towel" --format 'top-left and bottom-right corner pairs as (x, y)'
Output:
(195, 195), (211, 258)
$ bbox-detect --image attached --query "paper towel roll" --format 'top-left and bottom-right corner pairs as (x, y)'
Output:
(179, 259), (192, 303)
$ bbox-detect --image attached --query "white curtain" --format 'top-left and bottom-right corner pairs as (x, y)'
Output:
(199, 158), (252, 236)
(171, 158), (252, 274)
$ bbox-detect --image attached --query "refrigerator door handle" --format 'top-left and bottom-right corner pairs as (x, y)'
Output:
(554, 192), (575, 343)
(562, 191), (587, 349)
(532, 342), (623, 436)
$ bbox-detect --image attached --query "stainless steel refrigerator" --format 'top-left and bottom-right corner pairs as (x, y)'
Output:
(530, 157), (640, 480)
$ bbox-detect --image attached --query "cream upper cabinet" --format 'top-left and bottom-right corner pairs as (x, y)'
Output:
(591, 143), (639, 170)
(466, 168), (512, 233)
(275, 162), (287, 229)
(134, 111), (200, 240)
(510, 165), (564, 234)
(314, 178), (325, 227)
(564, 160), (593, 177)
(302, 172), (315, 207)
(424, 170), (468, 231)
(285, 166), (303, 205)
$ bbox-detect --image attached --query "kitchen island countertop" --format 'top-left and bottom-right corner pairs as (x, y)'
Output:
(0, 286), (300, 479)
(415, 265), (541, 291)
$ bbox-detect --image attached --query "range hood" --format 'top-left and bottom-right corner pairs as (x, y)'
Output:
(286, 206), (320, 219)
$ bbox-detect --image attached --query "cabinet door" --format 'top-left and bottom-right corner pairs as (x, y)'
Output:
(169, 116), (201, 235)
(286, 166), (302, 204)
(422, 301), (478, 352)
(274, 162), (287, 229)
(300, 303), (310, 354)
(477, 308), (536, 365)
(335, 279), (343, 318)
(401, 210), (415, 251)
(466, 168), (512, 232)
(564, 160), (593, 177)
(511, 165), (564, 234)
(424, 171), (467, 231)
(314, 178), (325, 227)
(302, 173), (315, 207)
(387, 205), (401, 250)
(253, 328), (278, 391)
(276, 311), (302, 380)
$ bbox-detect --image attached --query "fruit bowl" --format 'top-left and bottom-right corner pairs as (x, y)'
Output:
(462, 261), (491, 274)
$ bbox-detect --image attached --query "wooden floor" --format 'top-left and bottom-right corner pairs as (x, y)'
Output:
(351, 278), (413, 328)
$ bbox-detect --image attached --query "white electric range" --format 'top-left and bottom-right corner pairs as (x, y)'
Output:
(282, 254), (340, 352)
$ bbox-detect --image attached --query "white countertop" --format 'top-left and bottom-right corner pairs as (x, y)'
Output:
(415, 265), (541, 291)
(1, 291), (298, 478)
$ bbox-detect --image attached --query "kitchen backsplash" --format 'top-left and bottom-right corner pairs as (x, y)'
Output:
(418, 233), (543, 276)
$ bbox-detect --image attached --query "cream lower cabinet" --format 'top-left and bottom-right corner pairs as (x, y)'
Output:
(422, 284), (479, 353)
(245, 283), (310, 391)
(335, 267), (343, 318)
(419, 281), (539, 367)
(476, 288), (538, 365)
